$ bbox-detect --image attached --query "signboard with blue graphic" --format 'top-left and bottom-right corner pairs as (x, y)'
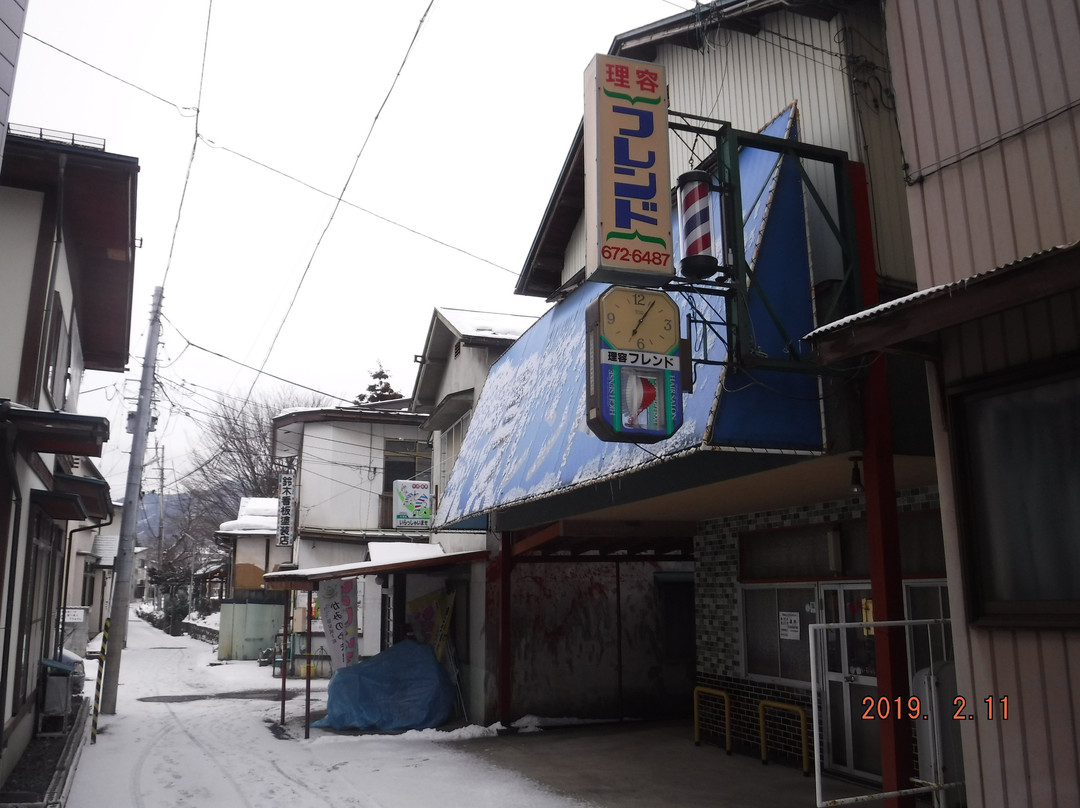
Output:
(393, 480), (430, 529)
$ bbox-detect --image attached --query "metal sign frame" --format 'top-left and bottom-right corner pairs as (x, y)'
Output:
(663, 111), (862, 378)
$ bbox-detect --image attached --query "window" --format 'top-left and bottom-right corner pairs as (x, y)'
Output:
(743, 584), (818, 683)
(955, 368), (1080, 624)
(438, 410), (471, 500)
(82, 561), (95, 607)
(380, 439), (431, 529)
(15, 508), (62, 711)
(43, 292), (71, 409)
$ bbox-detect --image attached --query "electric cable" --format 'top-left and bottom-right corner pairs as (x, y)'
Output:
(159, 0), (214, 289)
(238, 0), (439, 414)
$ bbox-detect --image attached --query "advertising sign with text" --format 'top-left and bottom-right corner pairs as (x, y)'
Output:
(584, 54), (673, 285)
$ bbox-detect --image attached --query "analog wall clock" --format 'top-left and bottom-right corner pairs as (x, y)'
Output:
(585, 285), (684, 443)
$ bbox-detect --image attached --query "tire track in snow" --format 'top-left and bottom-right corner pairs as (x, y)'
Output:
(162, 702), (256, 808)
(130, 724), (173, 808)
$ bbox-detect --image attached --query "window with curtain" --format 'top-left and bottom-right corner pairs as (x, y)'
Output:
(956, 368), (1080, 624)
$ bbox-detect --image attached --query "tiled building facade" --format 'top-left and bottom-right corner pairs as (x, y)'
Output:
(695, 487), (942, 764)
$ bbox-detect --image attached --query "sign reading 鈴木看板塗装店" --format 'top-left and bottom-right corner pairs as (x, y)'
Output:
(277, 472), (296, 547)
(584, 53), (673, 287)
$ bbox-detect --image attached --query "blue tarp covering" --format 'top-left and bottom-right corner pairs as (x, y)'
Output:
(312, 640), (455, 732)
(435, 103), (823, 529)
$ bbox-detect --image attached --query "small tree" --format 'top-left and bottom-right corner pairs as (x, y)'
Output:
(183, 389), (329, 533)
(354, 362), (402, 405)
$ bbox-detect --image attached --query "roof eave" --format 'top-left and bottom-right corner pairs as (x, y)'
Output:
(807, 241), (1080, 364)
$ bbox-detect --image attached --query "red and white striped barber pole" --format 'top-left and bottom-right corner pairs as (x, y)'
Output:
(676, 170), (720, 279)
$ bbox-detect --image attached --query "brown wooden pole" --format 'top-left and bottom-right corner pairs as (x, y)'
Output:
(305, 586), (312, 740)
(615, 560), (623, 720)
(498, 532), (512, 724)
(280, 596), (288, 726)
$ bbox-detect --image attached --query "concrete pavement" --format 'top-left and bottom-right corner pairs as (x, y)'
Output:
(459, 719), (876, 808)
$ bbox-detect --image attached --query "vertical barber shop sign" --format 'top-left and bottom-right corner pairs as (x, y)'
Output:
(584, 54), (673, 286)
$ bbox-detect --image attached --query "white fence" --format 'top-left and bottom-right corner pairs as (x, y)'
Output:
(808, 617), (966, 807)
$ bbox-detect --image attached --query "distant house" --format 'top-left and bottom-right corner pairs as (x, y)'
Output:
(410, 307), (538, 519)
(262, 311), (533, 706)
(62, 494), (121, 649)
(267, 399), (434, 669)
(0, 130), (137, 781)
(213, 498), (290, 660)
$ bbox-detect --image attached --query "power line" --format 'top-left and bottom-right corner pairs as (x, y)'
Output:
(160, 313), (355, 404)
(196, 135), (517, 276)
(239, 0), (440, 409)
(22, 33), (196, 116)
(159, 0), (214, 289)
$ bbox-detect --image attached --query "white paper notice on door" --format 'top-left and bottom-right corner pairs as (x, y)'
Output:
(778, 610), (800, 641)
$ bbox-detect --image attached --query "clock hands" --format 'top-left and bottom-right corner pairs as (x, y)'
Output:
(630, 300), (655, 337)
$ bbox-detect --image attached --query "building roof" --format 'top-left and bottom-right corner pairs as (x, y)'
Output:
(271, 403), (428, 460)
(217, 497), (278, 535)
(411, 308), (540, 415)
(806, 240), (1080, 363)
(1, 132), (139, 372)
(1, 402), (110, 457)
(263, 544), (488, 591)
(438, 308), (538, 343)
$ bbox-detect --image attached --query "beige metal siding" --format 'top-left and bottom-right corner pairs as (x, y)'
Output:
(886, 0), (1080, 288)
(935, 289), (1080, 808)
(941, 287), (1080, 381)
(559, 7), (915, 287)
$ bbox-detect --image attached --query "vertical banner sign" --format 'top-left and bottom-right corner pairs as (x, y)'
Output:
(277, 472), (295, 547)
(317, 578), (358, 672)
(393, 480), (431, 529)
(407, 589), (456, 662)
(584, 54), (673, 285)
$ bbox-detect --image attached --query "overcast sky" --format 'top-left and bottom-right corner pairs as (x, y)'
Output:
(10, 0), (689, 491)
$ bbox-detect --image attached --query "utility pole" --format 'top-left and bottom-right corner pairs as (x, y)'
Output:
(101, 286), (163, 714)
(156, 441), (165, 608)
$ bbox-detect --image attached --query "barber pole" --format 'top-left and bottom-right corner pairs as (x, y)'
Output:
(677, 170), (719, 279)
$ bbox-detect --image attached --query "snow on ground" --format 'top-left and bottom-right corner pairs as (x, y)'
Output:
(71, 609), (595, 808)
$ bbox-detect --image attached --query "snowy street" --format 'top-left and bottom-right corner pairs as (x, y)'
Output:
(70, 612), (592, 808)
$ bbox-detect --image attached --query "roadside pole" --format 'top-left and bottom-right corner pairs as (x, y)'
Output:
(100, 286), (163, 714)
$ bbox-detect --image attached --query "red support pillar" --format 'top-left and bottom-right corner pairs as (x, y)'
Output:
(864, 357), (915, 806)
(853, 161), (915, 807)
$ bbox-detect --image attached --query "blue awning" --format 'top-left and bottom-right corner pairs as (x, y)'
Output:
(436, 104), (823, 529)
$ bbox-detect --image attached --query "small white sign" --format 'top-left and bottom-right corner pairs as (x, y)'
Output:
(393, 480), (431, 529)
(64, 608), (85, 623)
(779, 611), (800, 641)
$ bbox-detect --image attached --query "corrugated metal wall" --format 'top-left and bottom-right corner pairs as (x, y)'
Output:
(560, 7), (916, 288)
(933, 289), (1080, 808)
(886, 0), (1080, 288)
(888, 2), (1080, 805)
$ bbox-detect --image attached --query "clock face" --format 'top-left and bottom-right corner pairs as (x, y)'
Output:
(597, 287), (680, 353)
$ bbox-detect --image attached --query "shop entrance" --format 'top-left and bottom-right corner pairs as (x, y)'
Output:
(821, 583), (881, 781)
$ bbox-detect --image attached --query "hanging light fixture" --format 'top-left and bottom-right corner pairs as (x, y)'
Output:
(850, 455), (864, 494)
